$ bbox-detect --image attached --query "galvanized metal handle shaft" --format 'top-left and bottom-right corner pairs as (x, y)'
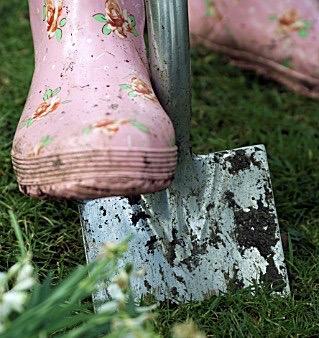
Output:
(145, 0), (192, 158)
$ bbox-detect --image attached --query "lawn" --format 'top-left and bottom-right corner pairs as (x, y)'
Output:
(0, 1), (318, 337)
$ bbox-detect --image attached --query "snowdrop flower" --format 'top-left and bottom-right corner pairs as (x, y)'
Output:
(124, 313), (153, 328)
(173, 321), (206, 338)
(108, 283), (126, 302)
(0, 273), (7, 293)
(0, 291), (27, 316)
(7, 262), (22, 279)
(0, 257), (35, 329)
(16, 262), (34, 284)
(100, 241), (128, 259)
(0, 273), (6, 284)
(98, 301), (118, 314)
(114, 270), (129, 290)
(113, 313), (154, 336)
(13, 277), (36, 292)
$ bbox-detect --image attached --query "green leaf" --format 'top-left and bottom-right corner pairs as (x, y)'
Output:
(131, 27), (139, 37)
(130, 120), (149, 133)
(268, 14), (277, 21)
(20, 118), (34, 128)
(128, 15), (136, 28)
(59, 18), (67, 27)
(303, 20), (312, 29)
(128, 15), (139, 36)
(119, 84), (132, 91)
(55, 28), (63, 42)
(82, 126), (93, 135)
(42, 4), (47, 21)
(298, 20), (312, 38)
(102, 24), (112, 36)
(9, 210), (26, 257)
(204, 0), (215, 17)
(52, 87), (61, 97)
(26, 275), (53, 309)
(93, 13), (107, 22)
(282, 57), (293, 69)
(43, 89), (53, 101)
(40, 135), (54, 147)
(298, 28), (309, 38)
(26, 118), (34, 127)
(128, 91), (138, 98)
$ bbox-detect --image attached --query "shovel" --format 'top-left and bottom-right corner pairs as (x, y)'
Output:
(80, 0), (290, 304)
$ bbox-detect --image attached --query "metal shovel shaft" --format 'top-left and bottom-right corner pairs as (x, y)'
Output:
(146, 0), (192, 157)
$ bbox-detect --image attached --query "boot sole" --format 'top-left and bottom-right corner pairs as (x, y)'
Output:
(11, 147), (177, 200)
(192, 34), (319, 98)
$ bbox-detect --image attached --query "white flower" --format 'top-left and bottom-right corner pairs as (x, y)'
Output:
(0, 273), (7, 293)
(0, 272), (6, 284)
(13, 277), (36, 292)
(113, 313), (152, 331)
(7, 262), (22, 279)
(108, 283), (126, 302)
(16, 263), (34, 284)
(0, 290), (27, 320)
(98, 301), (118, 314)
(0, 259), (34, 323)
(114, 270), (129, 290)
(173, 321), (206, 338)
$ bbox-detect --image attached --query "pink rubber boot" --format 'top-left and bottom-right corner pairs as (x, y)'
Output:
(12, 0), (177, 200)
(189, 0), (319, 98)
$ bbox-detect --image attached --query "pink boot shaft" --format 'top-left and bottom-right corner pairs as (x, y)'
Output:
(12, 0), (177, 199)
(189, 0), (319, 97)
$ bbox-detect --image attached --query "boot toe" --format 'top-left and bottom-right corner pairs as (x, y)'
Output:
(12, 99), (177, 200)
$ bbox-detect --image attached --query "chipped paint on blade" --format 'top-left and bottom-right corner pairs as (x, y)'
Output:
(80, 145), (290, 303)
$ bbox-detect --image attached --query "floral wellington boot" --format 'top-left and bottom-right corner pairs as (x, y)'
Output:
(189, 0), (319, 98)
(12, 0), (177, 199)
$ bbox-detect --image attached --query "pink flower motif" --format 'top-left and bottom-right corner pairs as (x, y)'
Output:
(33, 96), (61, 120)
(93, 118), (129, 136)
(131, 77), (156, 101)
(105, 0), (132, 38)
(93, 0), (139, 38)
(278, 9), (306, 34)
(44, 0), (63, 39)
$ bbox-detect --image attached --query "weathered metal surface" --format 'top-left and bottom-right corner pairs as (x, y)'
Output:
(80, 0), (290, 304)
(80, 145), (289, 303)
(145, 0), (192, 157)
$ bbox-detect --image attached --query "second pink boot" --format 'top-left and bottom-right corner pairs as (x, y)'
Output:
(11, 0), (177, 200)
(189, 0), (319, 98)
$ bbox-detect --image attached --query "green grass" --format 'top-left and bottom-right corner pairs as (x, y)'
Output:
(0, 1), (318, 337)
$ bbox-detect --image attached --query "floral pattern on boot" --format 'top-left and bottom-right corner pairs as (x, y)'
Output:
(93, 0), (139, 38)
(43, 0), (67, 41)
(20, 87), (71, 128)
(271, 9), (312, 38)
(120, 77), (156, 101)
(83, 118), (149, 138)
(189, 0), (319, 98)
(33, 135), (55, 156)
(204, 0), (222, 20)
